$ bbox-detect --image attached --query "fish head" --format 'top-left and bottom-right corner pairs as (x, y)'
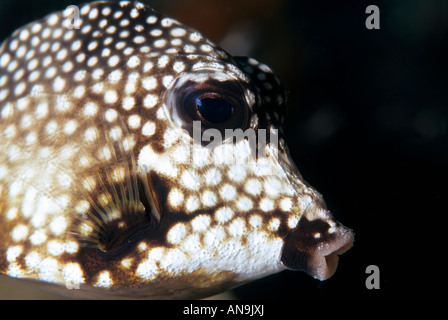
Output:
(0, 1), (353, 299)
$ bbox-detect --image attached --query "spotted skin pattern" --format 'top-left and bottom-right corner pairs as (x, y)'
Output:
(0, 1), (354, 299)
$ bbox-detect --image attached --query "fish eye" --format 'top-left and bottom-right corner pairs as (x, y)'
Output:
(195, 94), (233, 123)
(166, 73), (251, 139)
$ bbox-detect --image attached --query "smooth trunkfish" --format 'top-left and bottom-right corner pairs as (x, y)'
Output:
(0, 1), (354, 299)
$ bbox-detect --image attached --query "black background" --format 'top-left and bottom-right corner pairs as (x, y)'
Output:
(1, 0), (447, 300)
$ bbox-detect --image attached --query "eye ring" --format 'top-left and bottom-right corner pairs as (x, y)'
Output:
(165, 72), (251, 139)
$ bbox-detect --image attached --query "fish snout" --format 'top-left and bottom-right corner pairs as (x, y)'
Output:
(280, 201), (354, 280)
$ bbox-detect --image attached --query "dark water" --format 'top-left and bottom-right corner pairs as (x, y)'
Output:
(1, 0), (447, 300)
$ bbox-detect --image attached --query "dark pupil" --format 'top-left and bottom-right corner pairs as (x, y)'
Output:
(196, 97), (232, 123)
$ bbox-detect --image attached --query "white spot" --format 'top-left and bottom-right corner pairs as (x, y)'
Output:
(203, 168), (221, 186)
(105, 108), (117, 122)
(157, 55), (169, 68)
(30, 229), (47, 245)
(163, 128), (180, 148)
(25, 251), (41, 269)
(71, 39), (81, 51)
(200, 44), (213, 52)
(288, 216), (299, 229)
(173, 61), (185, 73)
(141, 121), (155, 136)
(237, 197), (253, 211)
(171, 38), (182, 46)
(35, 102), (48, 119)
(181, 170), (200, 190)
(130, 8), (139, 18)
(20, 115), (33, 129)
(83, 102), (98, 116)
(47, 240), (65, 256)
(201, 191), (216, 206)
(191, 215), (210, 232)
(96, 271), (113, 288)
(184, 44), (196, 53)
(161, 18), (176, 27)
(268, 218), (281, 231)
(142, 76), (157, 90)
(7, 61), (18, 75)
(106, 25), (117, 34)
(107, 70), (122, 83)
(56, 94), (72, 112)
(88, 7), (99, 19)
(128, 114), (141, 128)
(27, 58), (39, 71)
(108, 55), (120, 67)
(7, 263), (23, 277)
(249, 215), (263, 229)
(76, 53), (86, 63)
(14, 82), (26, 96)
(52, 77), (65, 92)
(264, 177), (282, 197)
(260, 198), (274, 212)
(104, 90), (118, 104)
(92, 68), (104, 80)
(228, 218), (246, 237)
(6, 246), (22, 262)
(228, 165), (247, 182)
(63, 263), (84, 285)
(4, 124), (16, 139)
(73, 85), (85, 98)
(102, 6), (111, 16)
(189, 32), (202, 42)
(166, 223), (186, 245)
(12, 225), (28, 242)
(45, 121), (58, 135)
(185, 196), (199, 212)
(74, 70), (86, 81)
(162, 75), (174, 88)
(143, 61), (153, 72)
(57, 172), (72, 188)
(146, 15), (157, 24)
(127, 55), (140, 68)
(49, 216), (67, 235)
(220, 184), (236, 200)
(125, 78), (137, 94)
(62, 61), (73, 73)
(121, 258), (132, 269)
(215, 207), (233, 223)
(154, 39), (166, 48)
(143, 94), (158, 108)
(122, 96), (135, 110)
(87, 56), (98, 67)
(65, 241), (79, 254)
(133, 35), (145, 44)
(245, 179), (262, 195)
(168, 188), (184, 207)
(280, 198), (293, 212)
(19, 28), (31, 40)
(171, 27), (186, 37)
(0, 53), (11, 68)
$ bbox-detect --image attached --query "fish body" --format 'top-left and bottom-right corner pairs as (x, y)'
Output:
(0, 1), (353, 299)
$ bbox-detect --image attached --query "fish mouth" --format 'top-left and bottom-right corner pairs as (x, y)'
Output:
(280, 201), (354, 280)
